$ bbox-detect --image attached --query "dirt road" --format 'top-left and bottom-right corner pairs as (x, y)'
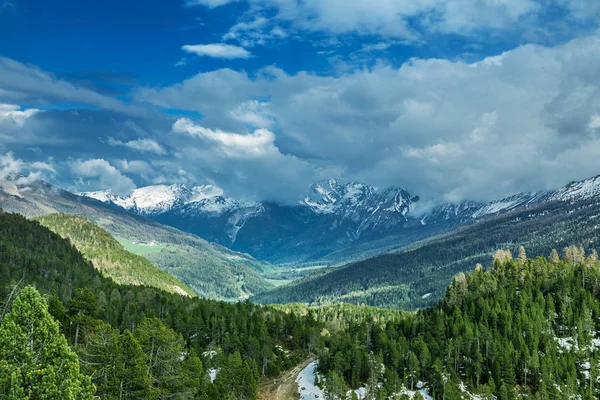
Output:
(258, 357), (315, 400)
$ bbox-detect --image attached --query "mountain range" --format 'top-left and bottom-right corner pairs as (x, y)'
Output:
(81, 175), (600, 265)
(254, 174), (600, 309)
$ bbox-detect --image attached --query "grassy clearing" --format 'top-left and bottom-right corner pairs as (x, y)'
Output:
(117, 238), (177, 255)
(265, 278), (294, 287)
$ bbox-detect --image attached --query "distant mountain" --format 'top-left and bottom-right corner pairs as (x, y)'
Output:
(82, 179), (427, 264)
(82, 176), (581, 266)
(0, 176), (274, 300)
(422, 191), (550, 225)
(253, 174), (600, 310)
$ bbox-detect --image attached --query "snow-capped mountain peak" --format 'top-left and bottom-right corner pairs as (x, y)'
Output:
(81, 183), (225, 216)
(302, 180), (407, 215)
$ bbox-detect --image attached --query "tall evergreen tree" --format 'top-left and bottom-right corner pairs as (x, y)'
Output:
(0, 286), (95, 399)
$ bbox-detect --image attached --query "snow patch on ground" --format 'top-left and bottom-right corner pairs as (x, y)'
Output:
(208, 368), (219, 383)
(458, 382), (488, 400)
(349, 387), (367, 399)
(297, 361), (324, 400)
(394, 385), (434, 400)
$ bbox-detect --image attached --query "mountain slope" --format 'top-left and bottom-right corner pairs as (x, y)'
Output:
(0, 177), (274, 300)
(253, 175), (600, 309)
(35, 214), (195, 297)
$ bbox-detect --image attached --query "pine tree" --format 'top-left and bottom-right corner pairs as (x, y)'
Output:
(134, 318), (191, 399)
(67, 287), (98, 347)
(408, 352), (420, 390)
(118, 330), (151, 399)
(493, 249), (513, 266)
(0, 286), (95, 399)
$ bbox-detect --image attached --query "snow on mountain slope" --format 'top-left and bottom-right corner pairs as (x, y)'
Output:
(81, 184), (226, 216)
(470, 192), (549, 218)
(421, 201), (483, 225)
(550, 174), (600, 202)
(300, 179), (419, 240)
(423, 176), (600, 226)
(302, 179), (415, 219)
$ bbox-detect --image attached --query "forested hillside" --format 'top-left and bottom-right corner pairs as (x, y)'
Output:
(0, 212), (320, 399)
(313, 252), (600, 399)
(35, 214), (196, 297)
(254, 198), (600, 309)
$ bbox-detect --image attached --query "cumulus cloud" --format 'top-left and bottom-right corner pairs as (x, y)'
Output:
(228, 100), (275, 129)
(70, 158), (136, 195)
(182, 44), (252, 59)
(107, 137), (167, 155)
(169, 117), (318, 202)
(135, 34), (600, 203)
(173, 118), (278, 158)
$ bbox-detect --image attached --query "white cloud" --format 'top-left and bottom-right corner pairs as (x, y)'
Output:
(107, 137), (167, 155)
(70, 158), (135, 195)
(228, 100), (275, 129)
(182, 44), (252, 59)
(197, 0), (600, 44)
(114, 159), (156, 183)
(588, 114), (600, 130)
(222, 17), (287, 47)
(167, 117), (316, 203)
(0, 104), (42, 126)
(173, 118), (277, 158)
(0, 152), (56, 187)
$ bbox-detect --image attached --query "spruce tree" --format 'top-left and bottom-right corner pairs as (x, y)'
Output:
(0, 286), (95, 399)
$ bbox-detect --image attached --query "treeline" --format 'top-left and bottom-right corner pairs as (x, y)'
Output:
(0, 212), (321, 399)
(316, 247), (600, 399)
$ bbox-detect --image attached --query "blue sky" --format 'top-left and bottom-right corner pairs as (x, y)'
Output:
(0, 0), (534, 86)
(1, 0), (600, 204)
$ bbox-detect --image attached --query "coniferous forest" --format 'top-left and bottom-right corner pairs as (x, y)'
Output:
(2, 210), (600, 399)
(0, 213), (320, 399)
